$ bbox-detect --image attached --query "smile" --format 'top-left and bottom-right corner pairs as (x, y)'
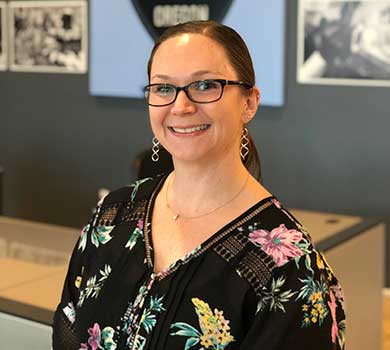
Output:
(169, 124), (210, 134)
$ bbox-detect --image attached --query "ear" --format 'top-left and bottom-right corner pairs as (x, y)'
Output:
(241, 86), (260, 123)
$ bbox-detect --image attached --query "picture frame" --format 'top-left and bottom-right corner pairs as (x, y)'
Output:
(0, 1), (7, 71)
(297, 0), (390, 86)
(8, 0), (88, 73)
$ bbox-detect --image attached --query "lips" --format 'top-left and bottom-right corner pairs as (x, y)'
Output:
(169, 124), (210, 134)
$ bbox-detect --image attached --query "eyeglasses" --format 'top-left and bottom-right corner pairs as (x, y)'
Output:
(143, 79), (252, 107)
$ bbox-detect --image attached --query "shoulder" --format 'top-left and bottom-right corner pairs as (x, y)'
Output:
(74, 175), (166, 264)
(246, 197), (315, 267)
(213, 197), (317, 293)
(93, 175), (165, 226)
(213, 197), (345, 330)
(101, 175), (163, 205)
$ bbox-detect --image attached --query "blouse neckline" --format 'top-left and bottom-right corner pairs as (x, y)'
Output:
(142, 174), (275, 280)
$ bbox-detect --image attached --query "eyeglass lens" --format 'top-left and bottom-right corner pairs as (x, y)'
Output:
(146, 80), (223, 106)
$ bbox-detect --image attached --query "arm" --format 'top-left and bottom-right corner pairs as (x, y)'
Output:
(52, 204), (101, 350)
(240, 251), (346, 349)
(52, 234), (86, 349)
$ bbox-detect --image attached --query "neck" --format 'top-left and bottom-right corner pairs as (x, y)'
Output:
(166, 153), (250, 217)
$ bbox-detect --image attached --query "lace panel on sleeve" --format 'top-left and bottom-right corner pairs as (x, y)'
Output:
(52, 309), (80, 350)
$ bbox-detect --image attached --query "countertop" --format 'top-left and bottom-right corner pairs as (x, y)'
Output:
(0, 211), (382, 325)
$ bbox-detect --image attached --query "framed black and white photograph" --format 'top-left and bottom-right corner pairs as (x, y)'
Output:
(297, 0), (390, 86)
(8, 0), (88, 73)
(0, 2), (7, 71)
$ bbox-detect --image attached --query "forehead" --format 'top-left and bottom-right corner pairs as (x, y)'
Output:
(150, 33), (237, 80)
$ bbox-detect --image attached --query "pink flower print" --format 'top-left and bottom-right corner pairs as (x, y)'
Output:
(328, 291), (339, 344)
(79, 343), (88, 350)
(271, 198), (296, 221)
(271, 198), (282, 209)
(249, 224), (304, 266)
(331, 283), (345, 305)
(137, 219), (144, 230)
(87, 323), (101, 350)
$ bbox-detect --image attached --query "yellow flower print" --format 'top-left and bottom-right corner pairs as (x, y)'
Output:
(301, 297), (329, 327)
(75, 276), (82, 289)
(139, 310), (146, 324)
(309, 291), (323, 303)
(316, 251), (334, 275)
(200, 336), (213, 348)
(310, 309), (318, 317)
(299, 275), (330, 328)
(316, 251), (325, 269)
(192, 298), (212, 318)
(327, 271), (333, 281)
(171, 298), (234, 350)
(316, 303), (325, 316)
(191, 298), (234, 349)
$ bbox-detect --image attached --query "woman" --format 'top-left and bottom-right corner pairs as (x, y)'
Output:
(53, 21), (345, 350)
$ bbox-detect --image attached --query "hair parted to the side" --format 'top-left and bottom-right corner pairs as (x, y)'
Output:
(147, 20), (262, 181)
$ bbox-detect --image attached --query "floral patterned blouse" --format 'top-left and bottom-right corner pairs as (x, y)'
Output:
(52, 175), (346, 350)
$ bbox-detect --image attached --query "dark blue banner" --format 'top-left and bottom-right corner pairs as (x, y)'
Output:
(90, 0), (286, 106)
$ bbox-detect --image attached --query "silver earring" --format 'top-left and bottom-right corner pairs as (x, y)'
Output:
(240, 127), (249, 160)
(151, 137), (160, 162)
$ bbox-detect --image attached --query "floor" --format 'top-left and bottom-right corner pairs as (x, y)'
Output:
(385, 294), (390, 350)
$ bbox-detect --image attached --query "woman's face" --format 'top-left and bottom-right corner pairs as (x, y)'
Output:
(148, 33), (258, 165)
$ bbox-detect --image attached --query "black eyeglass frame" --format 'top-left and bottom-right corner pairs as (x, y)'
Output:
(143, 79), (253, 107)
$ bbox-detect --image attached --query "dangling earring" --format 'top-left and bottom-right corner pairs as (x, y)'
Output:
(151, 137), (160, 162)
(240, 127), (249, 160)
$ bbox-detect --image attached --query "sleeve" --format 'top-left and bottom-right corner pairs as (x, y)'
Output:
(240, 250), (346, 350)
(52, 203), (101, 350)
(52, 237), (85, 349)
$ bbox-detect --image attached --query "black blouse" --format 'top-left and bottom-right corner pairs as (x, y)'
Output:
(52, 176), (346, 350)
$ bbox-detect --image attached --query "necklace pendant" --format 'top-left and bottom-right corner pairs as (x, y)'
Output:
(172, 214), (179, 221)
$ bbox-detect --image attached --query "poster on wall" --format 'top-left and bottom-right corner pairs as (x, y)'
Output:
(90, 0), (286, 107)
(0, 2), (6, 71)
(297, 0), (390, 86)
(8, 1), (88, 73)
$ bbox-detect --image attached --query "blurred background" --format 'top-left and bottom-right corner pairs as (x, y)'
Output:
(0, 0), (389, 349)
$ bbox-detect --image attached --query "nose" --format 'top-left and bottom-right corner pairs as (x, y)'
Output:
(170, 90), (196, 116)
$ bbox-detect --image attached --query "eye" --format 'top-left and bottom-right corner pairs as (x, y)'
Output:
(192, 80), (220, 92)
(152, 84), (175, 96)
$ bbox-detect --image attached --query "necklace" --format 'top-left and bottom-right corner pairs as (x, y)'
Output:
(165, 172), (250, 221)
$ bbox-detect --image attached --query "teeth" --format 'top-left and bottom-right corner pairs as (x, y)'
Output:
(171, 124), (209, 134)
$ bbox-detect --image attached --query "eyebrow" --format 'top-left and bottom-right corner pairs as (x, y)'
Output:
(151, 70), (224, 81)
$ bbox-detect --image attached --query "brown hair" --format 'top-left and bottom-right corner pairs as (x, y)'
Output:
(147, 20), (261, 181)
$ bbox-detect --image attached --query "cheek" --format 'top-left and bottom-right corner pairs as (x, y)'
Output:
(149, 108), (167, 134)
(217, 103), (244, 131)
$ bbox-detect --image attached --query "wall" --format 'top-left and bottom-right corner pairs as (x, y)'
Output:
(1, 2), (389, 280)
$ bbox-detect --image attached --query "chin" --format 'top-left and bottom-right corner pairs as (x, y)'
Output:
(170, 149), (211, 164)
